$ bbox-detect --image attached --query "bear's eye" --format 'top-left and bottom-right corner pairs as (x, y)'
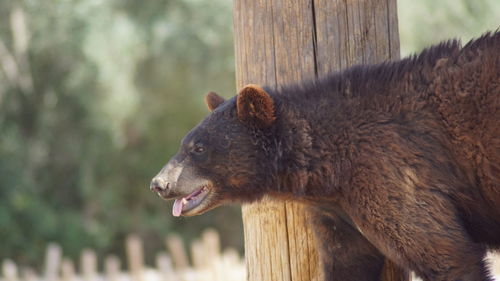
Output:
(192, 144), (206, 155)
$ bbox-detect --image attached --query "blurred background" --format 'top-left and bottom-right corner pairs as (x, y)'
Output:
(0, 0), (498, 275)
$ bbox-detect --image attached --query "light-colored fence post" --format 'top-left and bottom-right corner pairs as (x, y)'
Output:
(104, 255), (121, 281)
(21, 267), (38, 281)
(125, 234), (144, 281)
(2, 259), (19, 281)
(221, 249), (239, 267)
(201, 229), (220, 266)
(165, 234), (188, 271)
(60, 258), (75, 281)
(156, 252), (176, 281)
(189, 240), (205, 270)
(202, 229), (220, 281)
(80, 249), (97, 281)
(1, 230), (248, 281)
(221, 249), (244, 281)
(44, 243), (61, 281)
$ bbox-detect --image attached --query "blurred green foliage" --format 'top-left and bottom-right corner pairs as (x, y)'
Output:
(398, 0), (500, 56)
(0, 0), (240, 268)
(0, 0), (498, 270)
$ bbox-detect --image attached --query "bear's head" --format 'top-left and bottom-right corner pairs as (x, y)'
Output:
(150, 85), (280, 217)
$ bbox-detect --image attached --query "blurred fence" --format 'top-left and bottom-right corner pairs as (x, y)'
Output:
(1, 229), (245, 281)
(3, 228), (500, 281)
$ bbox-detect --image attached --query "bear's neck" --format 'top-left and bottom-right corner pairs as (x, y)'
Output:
(270, 95), (357, 203)
(268, 59), (436, 203)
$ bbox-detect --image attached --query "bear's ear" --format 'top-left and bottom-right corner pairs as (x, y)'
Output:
(237, 84), (275, 128)
(205, 91), (225, 112)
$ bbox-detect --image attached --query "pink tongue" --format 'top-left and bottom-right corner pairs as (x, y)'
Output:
(172, 199), (183, 217)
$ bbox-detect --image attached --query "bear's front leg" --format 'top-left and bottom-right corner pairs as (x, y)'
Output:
(310, 207), (385, 281)
(343, 181), (492, 281)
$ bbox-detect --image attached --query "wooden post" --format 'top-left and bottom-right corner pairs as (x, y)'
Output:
(125, 235), (145, 281)
(202, 228), (220, 267)
(190, 239), (205, 269)
(80, 249), (97, 281)
(104, 255), (121, 281)
(232, 0), (408, 280)
(2, 260), (19, 281)
(60, 258), (76, 281)
(165, 234), (189, 270)
(44, 243), (62, 281)
(21, 267), (38, 281)
(156, 252), (177, 281)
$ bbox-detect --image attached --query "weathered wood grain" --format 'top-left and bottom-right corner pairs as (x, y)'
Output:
(233, 0), (408, 280)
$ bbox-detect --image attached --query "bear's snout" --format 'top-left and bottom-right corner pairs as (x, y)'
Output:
(150, 157), (190, 199)
(150, 177), (169, 193)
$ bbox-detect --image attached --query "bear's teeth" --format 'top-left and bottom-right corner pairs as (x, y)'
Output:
(182, 198), (188, 205)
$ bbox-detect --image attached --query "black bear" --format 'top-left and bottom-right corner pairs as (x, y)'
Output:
(150, 31), (500, 281)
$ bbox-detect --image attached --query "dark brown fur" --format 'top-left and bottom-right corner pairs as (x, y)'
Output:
(205, 91), (225, 111)
(266, 31), (499, 281)
(236, 84), (276, 128)
(154, 31), (500, 281)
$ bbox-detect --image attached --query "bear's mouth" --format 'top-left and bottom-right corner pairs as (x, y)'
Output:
(172, 185), (211, 217)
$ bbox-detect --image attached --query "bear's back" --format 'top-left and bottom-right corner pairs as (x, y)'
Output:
(429, 32), (499, 214)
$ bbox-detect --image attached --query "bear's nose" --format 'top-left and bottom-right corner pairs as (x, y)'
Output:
(150, 177), (170, 193)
